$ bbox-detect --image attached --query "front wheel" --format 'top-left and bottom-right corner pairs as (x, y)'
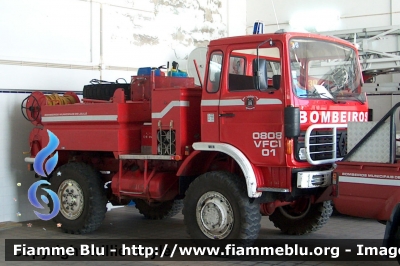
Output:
(269, 199), (333, 235)
(49, 162), (107, 234)
(183, 171), (261, 243)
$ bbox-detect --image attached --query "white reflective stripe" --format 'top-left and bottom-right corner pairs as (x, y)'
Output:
(151, 101), (190, 119)
(201, 98), (282, 106)
(219, 99), (244, 106)
(257, 98), (282, 104)
(340, 176), (400, 186)
(42, 115), (118, 122)
(201, 100), (219, 106)
(192, 142), (262, 198)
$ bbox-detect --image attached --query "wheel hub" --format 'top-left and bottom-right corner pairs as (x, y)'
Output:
(279, 198), (311, 220)
(58, 179), (84, 220)
(196, 191), (234, 239)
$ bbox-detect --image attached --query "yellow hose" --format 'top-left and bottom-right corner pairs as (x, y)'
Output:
(45, 93), (77, 106)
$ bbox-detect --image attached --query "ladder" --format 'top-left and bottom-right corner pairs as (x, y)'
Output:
(322, 26), (400, 78)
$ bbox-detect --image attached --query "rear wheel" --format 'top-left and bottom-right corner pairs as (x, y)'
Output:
(135, 199), (183, 220)
(183, 171), (261, 243)
(49, 162), (107, 234)
(269, 198), (332, 235)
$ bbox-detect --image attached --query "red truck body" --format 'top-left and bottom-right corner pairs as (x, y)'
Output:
(332, 102), (400, 220)
(334, 161), (400, 221)
(23, 31), (368, 241)
(331, 103), (400, 251)
(332, 103), (400, 219)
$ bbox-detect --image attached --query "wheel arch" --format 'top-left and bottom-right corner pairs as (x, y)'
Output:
(178, 142), (262, 198)
(177, 150), (217, 177)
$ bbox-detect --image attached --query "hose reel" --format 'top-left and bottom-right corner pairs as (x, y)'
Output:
(21, 91), (79, 125)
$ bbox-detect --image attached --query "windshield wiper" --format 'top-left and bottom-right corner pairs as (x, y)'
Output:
(298, 90), (337, 103)
(298, 90), (319, 97)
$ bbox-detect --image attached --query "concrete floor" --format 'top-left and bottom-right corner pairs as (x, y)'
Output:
(0, 206), (398, 266)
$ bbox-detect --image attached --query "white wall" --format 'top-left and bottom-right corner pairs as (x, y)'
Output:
(0, 0), (245, 223)
(246, 0), (400, 33)
(227, 0), (247, 37)
(0, 92), (33, 222)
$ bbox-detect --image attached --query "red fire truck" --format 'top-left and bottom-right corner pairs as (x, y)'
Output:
(22, 31), (368, 242)
(332, 102), (400, 250)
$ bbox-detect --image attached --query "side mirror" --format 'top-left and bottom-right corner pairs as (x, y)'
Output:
(252, 59), (268, 91)
(284, 106), (300, 138)
(273, 75), (281, 90)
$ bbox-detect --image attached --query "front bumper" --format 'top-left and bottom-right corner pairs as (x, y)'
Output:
(297, 169), (332, 188)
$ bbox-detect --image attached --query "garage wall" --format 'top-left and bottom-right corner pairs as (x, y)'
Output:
(246, 0), (400, 33)
(0, 0), (101, 224)
(0, 0), (246, 223)
(0, 0), (240, 90)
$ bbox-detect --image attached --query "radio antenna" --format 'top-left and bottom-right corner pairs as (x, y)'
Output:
(271, 0), (280, 30)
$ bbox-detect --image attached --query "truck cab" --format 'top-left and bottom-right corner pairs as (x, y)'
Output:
(180, 31), (368, 236)
(197, 32), (368, 193)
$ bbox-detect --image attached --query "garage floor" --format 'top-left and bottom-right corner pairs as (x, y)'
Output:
(1, 206), (398, 266)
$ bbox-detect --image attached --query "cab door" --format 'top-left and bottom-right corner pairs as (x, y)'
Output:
(218, 44), (285, 166)
(201, 50), (223, 142)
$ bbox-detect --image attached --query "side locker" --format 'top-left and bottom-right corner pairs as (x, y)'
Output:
(150, 77), (201, 157)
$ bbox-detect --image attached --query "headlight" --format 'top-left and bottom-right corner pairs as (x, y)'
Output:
(298, 147), (306, 161)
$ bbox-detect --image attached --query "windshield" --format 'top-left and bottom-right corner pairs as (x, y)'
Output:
(289, 38), (362, 101)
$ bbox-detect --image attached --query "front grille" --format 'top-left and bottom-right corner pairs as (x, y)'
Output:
(295, 129), (347, 162)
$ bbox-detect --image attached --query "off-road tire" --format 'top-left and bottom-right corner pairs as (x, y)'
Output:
(49, 162), (107, 234)
(183, 171), (261, 244)
(269, 199), (333, 235)
(135, 199), (183, 220)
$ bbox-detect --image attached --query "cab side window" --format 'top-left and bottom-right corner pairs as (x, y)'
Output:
(206, 51), (223, 93)
(228, 48), (281, 92)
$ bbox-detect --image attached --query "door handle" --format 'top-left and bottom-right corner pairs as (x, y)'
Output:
(219, 113), (235, 118)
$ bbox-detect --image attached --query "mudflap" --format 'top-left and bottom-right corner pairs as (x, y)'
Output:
(383, 202), (400, 258)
